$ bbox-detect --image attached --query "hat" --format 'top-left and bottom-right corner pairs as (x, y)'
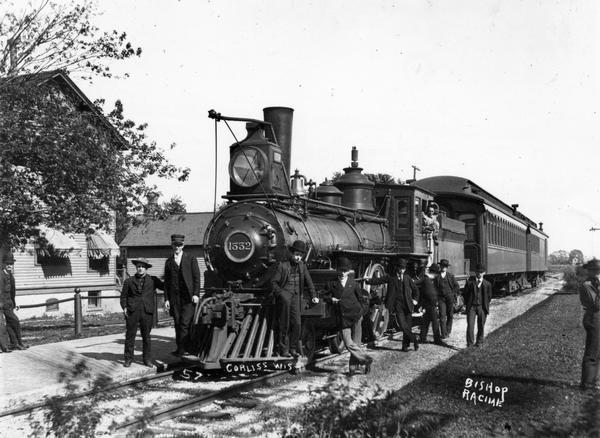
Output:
(171, 234), (185, 246)
(475, 263), (486, 273)
(131, 258), (152, 268)
(290, 240), (307, 254)
(396, 258), (408, 269)
(439, 259), (450, 267)
(428, 263), (441, 274)
(583, 259), (600, 273)
(2, 253), (15, 265)
(337, 256), (351, 271)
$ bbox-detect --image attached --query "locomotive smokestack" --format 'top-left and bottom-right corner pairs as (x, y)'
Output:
(263, 107), (293, 178)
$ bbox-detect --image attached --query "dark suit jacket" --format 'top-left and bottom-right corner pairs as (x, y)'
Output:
(270, 259), (316, 300)
(463, 277), (493, 314)
(164, 252), (201, 303)
(325, 277), (364, 329)
(120, 274), (164, 314)
(419, 276), (438, 308)
(435, 272), (460, 297)
(370, 273), (419, 314)
(0, 270), (16, 309)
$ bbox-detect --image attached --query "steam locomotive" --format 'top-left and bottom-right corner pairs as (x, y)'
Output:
(191, 107), (548, 371)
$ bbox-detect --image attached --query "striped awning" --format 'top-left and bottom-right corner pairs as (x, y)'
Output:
(36, 226), (82, 258)
(87, 230), (120, 259)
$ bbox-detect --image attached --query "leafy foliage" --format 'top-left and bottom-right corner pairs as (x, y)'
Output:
(328, 172), (400, 185)
(0, 79), (189, 246)
(0, 0), (141, 82)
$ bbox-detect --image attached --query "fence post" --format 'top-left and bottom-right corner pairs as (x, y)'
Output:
(74, 288), (83, 338)
(153, 291), (159, 328)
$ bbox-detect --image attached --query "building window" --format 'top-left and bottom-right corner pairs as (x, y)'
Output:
(89, 256), (109, 273)
(88, 291), (101, 307)
(46, 298), (59, 312)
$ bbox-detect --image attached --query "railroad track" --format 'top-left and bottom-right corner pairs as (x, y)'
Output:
(112, 351), (341, 433)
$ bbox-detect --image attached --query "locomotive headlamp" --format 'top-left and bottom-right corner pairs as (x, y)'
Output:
(229, 147), (267, 188)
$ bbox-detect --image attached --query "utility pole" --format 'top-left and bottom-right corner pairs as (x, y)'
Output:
(591, 227), (600, 258)
(411, 165), (420, 181)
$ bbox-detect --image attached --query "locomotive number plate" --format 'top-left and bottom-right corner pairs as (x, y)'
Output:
(224, 231), (254, 263)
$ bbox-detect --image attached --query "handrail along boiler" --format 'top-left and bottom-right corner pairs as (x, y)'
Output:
(192, 107), (548, 371)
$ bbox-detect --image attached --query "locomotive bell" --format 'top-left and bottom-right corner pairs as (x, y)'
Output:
(291, 169), (309, 196)
(334, 147), (375, 211)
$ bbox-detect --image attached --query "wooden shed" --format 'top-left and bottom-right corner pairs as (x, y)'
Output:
(119, 212), (214, 287)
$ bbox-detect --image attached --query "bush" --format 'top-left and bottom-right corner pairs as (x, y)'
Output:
(562, 265), (586, 293)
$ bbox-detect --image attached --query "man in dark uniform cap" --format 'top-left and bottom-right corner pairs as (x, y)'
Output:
(436, 259), (460, 339)
(463, 263), (492, 347)
(419, 263), (443, 345)
(120, 258), (164, 367)
(580, 258), (600, 390)
(164, 234), (201, 356)
(270, 240), (318, 357)
(367, 259), (420, 351)
(0, 253), (28, 350)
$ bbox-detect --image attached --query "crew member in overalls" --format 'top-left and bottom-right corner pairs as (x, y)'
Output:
(164, 234), (201, 356)
(270, 240), (318, 357)
(580, 258), (600, 390)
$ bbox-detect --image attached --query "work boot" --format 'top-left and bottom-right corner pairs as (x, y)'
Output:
(123, 359), (132, 367)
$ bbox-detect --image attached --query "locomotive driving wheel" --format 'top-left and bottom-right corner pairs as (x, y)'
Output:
(364, 263), (389, 339)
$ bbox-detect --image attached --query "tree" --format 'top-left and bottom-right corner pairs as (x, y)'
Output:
(569, 249), (584, 265)
(0, 1), (189, 247)
(549, 250), (569, 265)
(0, 0), (141, 82)
(329, 172), (399, 185)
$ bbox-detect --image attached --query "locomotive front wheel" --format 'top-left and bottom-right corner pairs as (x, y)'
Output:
(371, 304), (390, 339)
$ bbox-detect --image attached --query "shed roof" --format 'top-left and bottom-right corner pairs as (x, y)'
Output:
(120, 212), (214, 247)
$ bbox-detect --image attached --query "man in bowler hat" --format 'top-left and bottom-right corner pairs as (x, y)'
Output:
(580, 258), (600, 390)
(120, 258), (164, 367)
(367, 259), (420, 351)
(164, 234), (201, 356)
(419, 263), (443, 345)
(270, 240), (318, 357)
(436, 259), (460, 338)
(463, 263), (493, 347)
(0, 253), (28, 351)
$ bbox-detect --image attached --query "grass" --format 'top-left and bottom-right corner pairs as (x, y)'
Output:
(275, 290), (598, 437)
(20, 310), (172, 346)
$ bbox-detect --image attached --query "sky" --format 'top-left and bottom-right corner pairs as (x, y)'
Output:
(67, 0), (599, 256)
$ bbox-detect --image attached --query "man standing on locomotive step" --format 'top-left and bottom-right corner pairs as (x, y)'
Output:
(270, 240), (319, 357)
(436, 259), (460, 339)
(367, 259), (420, 352)
(164, 234), (201, 356)
(463, 263), (493, 347)
(120, 258), (164, 367)
(419, 263), (443, 345)
(0, 253), (28, 351)
(580, 259), (600, 390)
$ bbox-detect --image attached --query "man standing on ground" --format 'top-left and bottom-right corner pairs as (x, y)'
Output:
(270, 240), (318, 357)
(419, 263), (443, 345)
(463, 263), (492, 347)
(164, 234), (201, 356)
(580, 259), (600, 390)
(368, 259), (420, 352)
(120, 258), (164, 367)
(0, 253), (28, 351)
(436, 259), (460, 339)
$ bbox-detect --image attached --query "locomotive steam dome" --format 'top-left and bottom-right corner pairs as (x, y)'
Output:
(334, 146), (375, 211)
(315, 179), (343, 205)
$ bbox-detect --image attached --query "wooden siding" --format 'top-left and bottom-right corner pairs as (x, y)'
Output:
(15, 234), (117, 295)
(125, 246), (207, 288)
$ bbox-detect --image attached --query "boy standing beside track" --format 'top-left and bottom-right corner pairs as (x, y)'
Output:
(120, 258), (164, 367)
(580, 259), (600, 390)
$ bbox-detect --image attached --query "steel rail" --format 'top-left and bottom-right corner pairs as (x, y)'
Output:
(113, 351), (342, 432)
